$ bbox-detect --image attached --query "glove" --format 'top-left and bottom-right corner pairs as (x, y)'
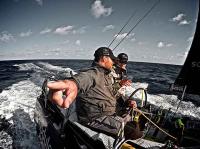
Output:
(120, 79), (132, 86)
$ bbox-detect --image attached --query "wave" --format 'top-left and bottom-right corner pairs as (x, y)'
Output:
(14, 62), (77, 80)
(122, 83), (200, 120)
(0, 80), (41, 148)
(0, 60), (197, 148)
(148, 94), (200, 119)
(37, 62), (76, 73)
(0, 62), (79, 148)
(14, 63), (43, 72)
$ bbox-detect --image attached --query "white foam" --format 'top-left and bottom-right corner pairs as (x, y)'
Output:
(0, 131), (13, 149)
(118, 82), (149, 106)
(0, 80), (40, 119)
(0, 80), (41, 148)
(148, 94), (200, 119)
(37, 62), (77, 75)
(14, 62), (77, 79)
(14, 63), (43, 71)
(119, 83), (200, 119)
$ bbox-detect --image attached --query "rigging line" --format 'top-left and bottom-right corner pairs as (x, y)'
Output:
(134, 108), (177, 140)
(108, 10), (137, 48)
(112, 0), (160, 51)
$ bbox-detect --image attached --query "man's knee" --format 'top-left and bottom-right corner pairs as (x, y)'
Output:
(124, 121), (143, 140)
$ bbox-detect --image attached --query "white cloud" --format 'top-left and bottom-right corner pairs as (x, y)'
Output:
(171, 13), (185, 22)
(176, 51), (188, 59)
(166, 43), (173, 47)
(19, 30), (32, 37)
(54, 26), (74, 35)
(72, 26), (87, 34)
(152, 55), (160, 60)
(128, 33), (135, 37)
(75, 40), (81, 46)
(127, 33), (135, 39)
(138, 41), (146, 45)
(40, 28), (52, 34)
(114, 33), (128, 40)
(35, 0), (43, 6)
(157, 41), (173, 48)
(157, 41), (164, 48)
(130, 37), (136, 42)
(126, 33), (135, 41)
(113, 32), (135, 42)
(47, 48), (61, 54)
(91, 0), (112, 18)
(184, 51), (188, 58)
(170, 13), (190, 26)
(102, 25), (114, 32)
(0, 31), (15, 42)
(178, 20), (190, 25)
(46, 48), (61, 56)
(187, 36), (193, 42)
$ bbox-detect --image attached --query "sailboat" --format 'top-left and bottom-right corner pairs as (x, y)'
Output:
(33, 10), (200, 149)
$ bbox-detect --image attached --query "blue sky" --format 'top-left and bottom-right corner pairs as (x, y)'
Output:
(0, 0), (199, 64)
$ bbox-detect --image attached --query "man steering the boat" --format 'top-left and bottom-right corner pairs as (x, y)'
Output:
(47, 47), (142, 139)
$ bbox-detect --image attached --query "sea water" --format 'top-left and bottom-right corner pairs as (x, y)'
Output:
(0, 60), (199, 148)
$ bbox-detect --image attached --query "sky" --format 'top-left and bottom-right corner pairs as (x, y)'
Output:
(0, 0), (199, 65)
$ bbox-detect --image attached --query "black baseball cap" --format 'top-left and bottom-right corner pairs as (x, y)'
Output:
(94, 47), (117, 61)
(118, 53), (128, 64)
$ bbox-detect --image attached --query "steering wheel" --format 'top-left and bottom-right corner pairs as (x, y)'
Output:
(128, 87), (148, 108)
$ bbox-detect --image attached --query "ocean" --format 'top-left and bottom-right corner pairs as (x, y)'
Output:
(0, 59), (200, 149)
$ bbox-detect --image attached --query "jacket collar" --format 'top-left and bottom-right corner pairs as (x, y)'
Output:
(92, 61), (111, 74)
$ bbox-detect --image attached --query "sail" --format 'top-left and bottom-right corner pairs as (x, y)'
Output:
(172, 12), (200, 95)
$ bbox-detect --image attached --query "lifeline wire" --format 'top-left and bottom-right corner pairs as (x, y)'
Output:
(112, 0), (160, 51)
(108, 10), (137, 48)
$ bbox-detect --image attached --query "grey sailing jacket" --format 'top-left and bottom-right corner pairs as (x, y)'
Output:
(72, 63), (116, 123)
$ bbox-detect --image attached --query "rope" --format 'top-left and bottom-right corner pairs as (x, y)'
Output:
(133, 108), (177, 140)
(112, 0), (160, 51)
(108, 10), (137, 48)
